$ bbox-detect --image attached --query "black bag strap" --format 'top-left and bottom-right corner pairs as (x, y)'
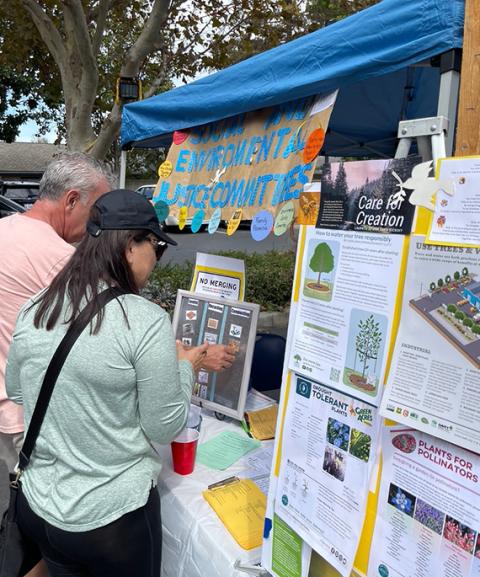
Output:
(18, 287), (127, 472)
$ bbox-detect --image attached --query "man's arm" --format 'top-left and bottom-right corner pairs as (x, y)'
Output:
(201, 344), (236, 372)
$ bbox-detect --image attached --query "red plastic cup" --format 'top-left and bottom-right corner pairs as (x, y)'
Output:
(170, 429), (200, 475)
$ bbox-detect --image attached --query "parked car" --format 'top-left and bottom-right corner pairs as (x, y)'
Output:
(0, 195), (26, 218)
(135, 184), (155, 202)
(0, 179), (40, 210)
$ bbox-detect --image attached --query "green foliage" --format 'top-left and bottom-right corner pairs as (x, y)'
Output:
(309, 242), (334, 284)
(447, 304), (457, 314)
(455, 311), (465, 320)
(437, 278), (444, 287)
(463, 317), (474, 328)
(454, 271), (460, 280)
(1, 0), (380, 149)
(146, 250), (295, 315)
(334, 162), (348, 196)
(349, 429), (371, 462)
(472, 324), (480, 335)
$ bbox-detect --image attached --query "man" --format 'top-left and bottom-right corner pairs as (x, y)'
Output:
(0, 152), (114, 472)
(0, 152), (113, 577)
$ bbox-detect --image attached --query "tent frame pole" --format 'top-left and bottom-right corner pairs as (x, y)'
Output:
(436, 49), (461, 156)
(120, 150), (127, 188)
(394, 116), (448, 163)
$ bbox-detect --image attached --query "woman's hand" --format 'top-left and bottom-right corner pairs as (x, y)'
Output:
(176, 341), (209, 373)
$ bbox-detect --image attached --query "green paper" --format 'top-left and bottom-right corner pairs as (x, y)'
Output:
(272, 514), (302, 577)
(196, 431), (260, 470)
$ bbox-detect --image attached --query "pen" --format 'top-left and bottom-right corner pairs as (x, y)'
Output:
(208, 476), (239, 490)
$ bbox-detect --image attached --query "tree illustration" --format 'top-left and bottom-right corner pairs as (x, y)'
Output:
(355, 315), (382, 379)
(321, 162), (333, 197)
(309, 243), (335, 286)
(334, 162), (348, 197)
(445, 274), (452, 284)
(429, 282), (436, 291)
(454, 271), (460, 280)
(437, 278), (444, 288)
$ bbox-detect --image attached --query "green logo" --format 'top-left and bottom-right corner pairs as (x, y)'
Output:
(282, 495), (288, 506)
(378, 564), (389, 577)
(296, 378), (311, 399)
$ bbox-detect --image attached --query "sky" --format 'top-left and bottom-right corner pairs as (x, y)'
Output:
(330, 159), (390, 190)
(18, 119), (56, 143)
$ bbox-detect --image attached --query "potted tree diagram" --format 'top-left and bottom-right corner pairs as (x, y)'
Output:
(303, 241), (336, 301)
(343, 314), (384, 394)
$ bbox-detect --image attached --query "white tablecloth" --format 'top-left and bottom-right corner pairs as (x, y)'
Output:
(155, 412), (273, 577)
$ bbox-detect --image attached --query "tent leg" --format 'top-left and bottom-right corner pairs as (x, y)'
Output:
(437, 50), (461, 157)
(394, 137), (412, 159)
(120, 150), (127, 188)
(395, 117), (448, 163)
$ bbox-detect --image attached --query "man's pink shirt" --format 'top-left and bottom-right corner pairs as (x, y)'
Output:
(0, 214), (74, 433)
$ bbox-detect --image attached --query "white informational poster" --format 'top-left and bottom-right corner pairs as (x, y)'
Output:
(190, 252), (245, 300)
(427, 157), (480, 248)
(276, 373), (381, 577)
(369, 425), (480, 577)
(381, 235), (480, 453)
(288, 226), (404, 406)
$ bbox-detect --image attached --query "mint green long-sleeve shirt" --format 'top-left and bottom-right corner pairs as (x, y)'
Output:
(6, 293), (194, 532)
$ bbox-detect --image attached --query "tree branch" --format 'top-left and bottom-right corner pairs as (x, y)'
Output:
(195, 16), (249, 58)
(122, 0), (170, 76)
(92, 0), (111, 55)
(90, 102), (123, 160)
(62, 0), (97, 74)
(19, 0), (67, 73)
(144, 54), (168, 98)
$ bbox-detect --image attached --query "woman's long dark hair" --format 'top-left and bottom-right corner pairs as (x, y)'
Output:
(32, 206), (151, 334)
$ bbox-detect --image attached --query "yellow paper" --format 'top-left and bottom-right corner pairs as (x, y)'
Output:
(203, 479), (266, 550)
(245, 404), (278, 440)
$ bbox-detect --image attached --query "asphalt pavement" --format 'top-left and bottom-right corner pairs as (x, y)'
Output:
(162, 226), (298, 264)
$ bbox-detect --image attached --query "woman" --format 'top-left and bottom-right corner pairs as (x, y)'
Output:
(6, 189), (208, 577)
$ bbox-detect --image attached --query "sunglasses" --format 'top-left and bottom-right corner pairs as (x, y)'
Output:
(147, 236), (168, 260)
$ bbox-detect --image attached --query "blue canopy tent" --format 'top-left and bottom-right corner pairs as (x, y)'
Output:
(121, 0), (464, 160)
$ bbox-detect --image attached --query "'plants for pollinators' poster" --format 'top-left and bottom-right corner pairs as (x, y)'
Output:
(369, 425), (480, 577)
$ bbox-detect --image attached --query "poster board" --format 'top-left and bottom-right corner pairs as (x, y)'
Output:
(262, 224), (403, 577)
(172, 290), (259, 420)
(263, 157), (480, 577)
(262, 156), (416, 577)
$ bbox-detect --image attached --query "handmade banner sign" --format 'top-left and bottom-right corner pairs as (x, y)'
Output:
(153, 93), (337, 227)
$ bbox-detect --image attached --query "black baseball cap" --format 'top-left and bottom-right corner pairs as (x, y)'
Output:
(86, 189), (177, 246)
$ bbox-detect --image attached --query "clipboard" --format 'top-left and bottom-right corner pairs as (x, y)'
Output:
(203, 476), (267, 550)
(244, 404), (278, 440)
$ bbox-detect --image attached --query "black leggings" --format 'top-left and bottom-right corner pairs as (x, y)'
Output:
(17, 486), (161, 577)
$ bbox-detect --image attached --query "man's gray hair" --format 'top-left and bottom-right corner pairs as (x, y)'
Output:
(39, 152), (116, 202)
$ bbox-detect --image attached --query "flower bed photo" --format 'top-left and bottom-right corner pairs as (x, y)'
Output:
(413, 499), (445, 535)
(387, 483), (416, 517)
(326, 418), (350, 451)
(443, 516), (476, 554)
(322, 446), (346, 482)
